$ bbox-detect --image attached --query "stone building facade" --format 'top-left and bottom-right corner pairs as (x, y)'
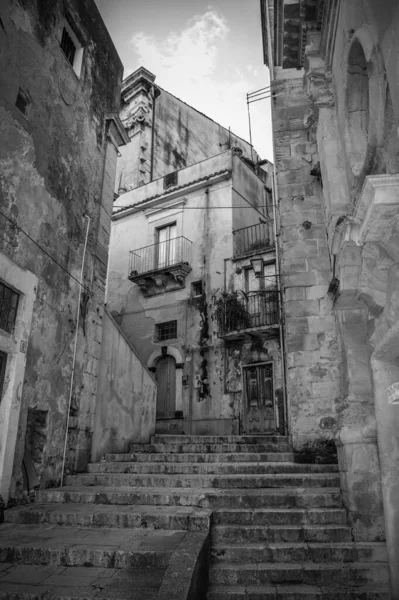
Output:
(108, 147), (280, 436)
(115, 67), (260, 194)
(0, 0), (128, 503)
(261, 0), (399, 595)
(107, 74), (282, 436)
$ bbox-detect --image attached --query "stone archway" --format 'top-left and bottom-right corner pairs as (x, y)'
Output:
(343, 26), (386, 193)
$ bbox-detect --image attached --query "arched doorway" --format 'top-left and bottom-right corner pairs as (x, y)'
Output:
(155, 354), (176, 418)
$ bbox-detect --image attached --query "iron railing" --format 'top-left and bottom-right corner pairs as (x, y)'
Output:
(129, 236), (192, 277)
(217, 289), (279, 335)
(233, 222), (273, 257)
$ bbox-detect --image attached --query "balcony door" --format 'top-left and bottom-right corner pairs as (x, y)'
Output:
(155, 354), (176, 419)
(157, 223), (176, 269)
(242, 363), (276, 433)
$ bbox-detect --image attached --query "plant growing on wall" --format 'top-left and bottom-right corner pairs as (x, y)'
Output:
(213, 290), (250, 333)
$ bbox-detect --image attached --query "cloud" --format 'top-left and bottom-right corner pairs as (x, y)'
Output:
(130, 11), (229, 83)
(128, 10), (273, 159)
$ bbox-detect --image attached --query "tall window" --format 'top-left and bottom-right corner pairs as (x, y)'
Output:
(157, 223), (176, 268)
(0, 282), (19, 334)
(59, 18), (84, 76)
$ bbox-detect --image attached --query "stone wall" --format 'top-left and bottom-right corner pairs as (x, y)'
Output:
(271, 70), (342, 448)
(92, 310), (157, 460)
(0, 0), (124, 501)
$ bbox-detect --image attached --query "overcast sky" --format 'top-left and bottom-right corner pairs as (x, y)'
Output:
(95, 0), (273, 161)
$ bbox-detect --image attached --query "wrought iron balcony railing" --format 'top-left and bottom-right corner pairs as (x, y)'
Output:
(216, 288), (279, 336)
(233, 222), (273, 257)
(129, 236), (192, 278)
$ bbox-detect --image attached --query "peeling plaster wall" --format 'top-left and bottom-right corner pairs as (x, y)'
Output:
(92, 310), (156, 460)
(0, 0), (123, 500)
(108, 153), (270, 435)
(152, 89), (257, 180)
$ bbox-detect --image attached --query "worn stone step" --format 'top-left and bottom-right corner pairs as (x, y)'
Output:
(207, 584), (391, 600)
(0, 564), (162, 600)
(37, 486), (343, 509)
(64, 472), (340, 489)
(212, 508), (347, 526)
(208, 562), (389, 586)
(4, 503), (211, 531)
(151, 435), (290, 444)
(104, 452), (296, 463)
(211, 524), (351, 544)
(129, 442), (293, 454)
(0, 524), (186, 570)
(210, 542), (388, 564)
(88, 461), (339, 475)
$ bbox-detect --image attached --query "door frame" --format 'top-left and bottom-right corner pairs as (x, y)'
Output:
(241, 361), (276, 433)
(147, 346), (184, 419)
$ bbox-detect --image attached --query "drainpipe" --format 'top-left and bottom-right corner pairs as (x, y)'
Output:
(60, 214), (91, 486)
(265, 0), (289, 436)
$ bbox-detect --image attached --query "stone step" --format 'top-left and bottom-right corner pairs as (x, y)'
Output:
(37, 486), (343, 510)
(0, 564), (163, 600)
(129, 442), (293, 454)
(64, 472), (340, 489)
(5, 503), (211, 531)
(151, 435), (290, 444)
(210, 542), (388, 564)
(104, 451), (296, 463)
(208, 562), (389, 586)
(207, 584), (391, 600)
(212, 508), (347, 526)
(88, 461), (339, 475)
(0, 524), (185, 570)
(211, 524), (351, 544)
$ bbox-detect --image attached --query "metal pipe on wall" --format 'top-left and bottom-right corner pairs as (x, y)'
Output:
(264, 0), (289, 436)
(60, 214), (91, 486)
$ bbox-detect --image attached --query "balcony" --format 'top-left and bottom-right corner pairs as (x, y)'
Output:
(215, 288), (280, 339)
(233, 222), (273, 258)
(129, 236), (192, 297)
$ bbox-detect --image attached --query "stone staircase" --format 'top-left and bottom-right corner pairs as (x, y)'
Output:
(1, 434), (390, 599)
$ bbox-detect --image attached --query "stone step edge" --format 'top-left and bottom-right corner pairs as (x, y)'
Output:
(206, 584), (391, 597)
(208, 561), (388, 570)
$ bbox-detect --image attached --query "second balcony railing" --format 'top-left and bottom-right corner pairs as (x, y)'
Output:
(215, 288), (280, 336)
(129, 236), (192, 277)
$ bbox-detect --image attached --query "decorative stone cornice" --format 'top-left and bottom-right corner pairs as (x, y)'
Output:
(347, 174), (399, 246)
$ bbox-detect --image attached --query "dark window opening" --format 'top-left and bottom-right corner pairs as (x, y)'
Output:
(0, 282), (19, 334)
(164, 171), (178, 189)
(155, 320), (177, 342)
(0, 350), (7, 402)
(15, 89), (30, 117)
(192, 281), (203, 297)
(60, 27), (76, 66)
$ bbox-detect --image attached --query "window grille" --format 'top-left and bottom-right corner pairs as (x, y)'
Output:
(164, 171), (178, 189)
(60, 27), (76, 66)
(0, 282), (19, 334)
(155, 320), (177, 342)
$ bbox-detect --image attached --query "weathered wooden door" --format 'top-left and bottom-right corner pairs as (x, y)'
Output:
(242, 363), (275, 433)
(155, 355), (176, 418)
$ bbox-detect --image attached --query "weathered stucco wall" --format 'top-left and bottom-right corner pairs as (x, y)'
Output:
(92, 310), (157, 460)
(0, 0), (123, 501)
(108, 151), (273, 435)
(152, 88), (257, 179)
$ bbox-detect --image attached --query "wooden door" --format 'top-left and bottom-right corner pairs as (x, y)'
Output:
(155, 355), (176, 418)
(0, 351), (6, 402)
(243, 363), (275, 433)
